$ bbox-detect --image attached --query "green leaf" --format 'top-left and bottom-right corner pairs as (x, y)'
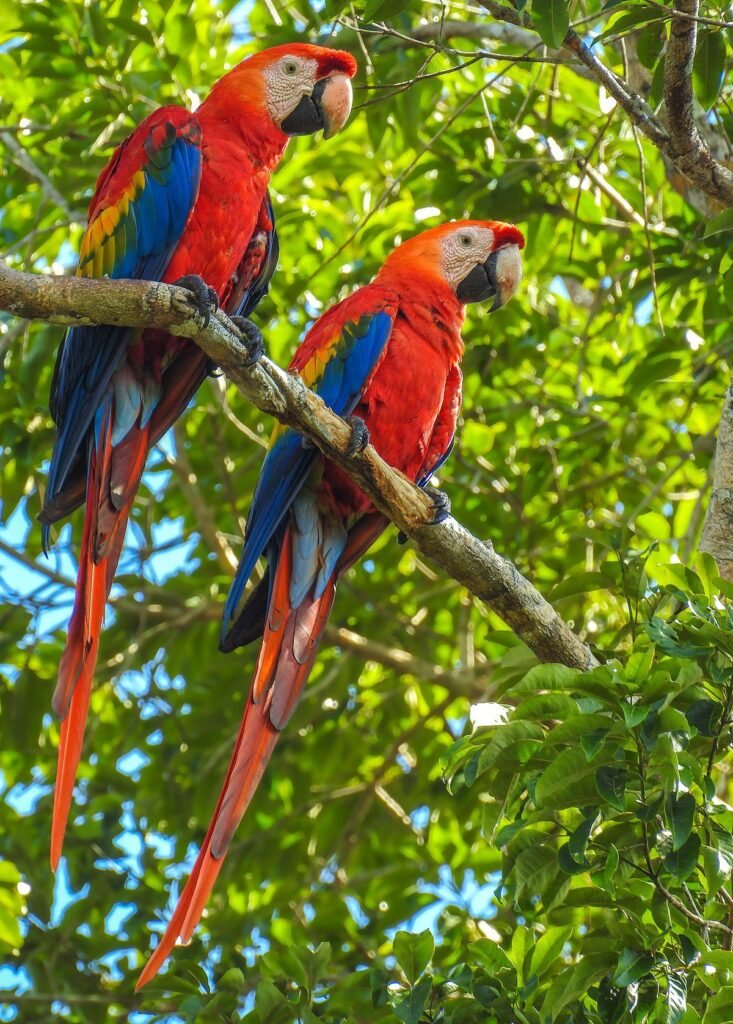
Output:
(666, 973), (687, 1024)
(596, 765), (628, 812)
(495, 818), (528, 846)
(549, 571), (612, 601)
(612, 948), (654, 987)
(363, 0), (412, 18)
(591, 843), (620, 895)
(558, 842), (589, 874)
(218, 966), (243, 991)
(580, 727), (609, 761)
(625, 644), (655, 683)
(0, 904), (21, 949)
(470, 938), (513, 974)
(530, 925), (572, 979)
(636, 22), (665, 69)
(391, 974), (432, 1024)
(667, 793), (696, 851)
(509, 925), (531, 986)
(512, 693), (579, 722)
(705, 210), (733, 239)
(596, 976), (627, 1024)
(595, 6), (665, 44)
(369, 967), (389, 1009)
(0, 862), (20, 885)
(693, 30), (727, 109)
(509, 663), (582, 695)
(646, 617), (710, 659)
(393, 930), (434, 984)
(663, 833), (701, 879)
(532, 0), (569, 48)
(472, 720), (544, 781)
(514, 844), (559, 904)
(568, 813), (598, 864)
(542, 953), (614, 1015)
(703, 987), (733, 1023)
(536, 747), (608, 809)
(254, 979), (290, 1019)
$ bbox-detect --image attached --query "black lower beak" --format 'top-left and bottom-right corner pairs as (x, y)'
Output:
(456, 250), (506, 309)
(281, 79), (326, 137)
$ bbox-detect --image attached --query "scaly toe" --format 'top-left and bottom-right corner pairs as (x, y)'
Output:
(424, 484), (451, 526)
(174, 275), (218, 328)
(344, 415), (370, 457)
(231, 316), (265, 367)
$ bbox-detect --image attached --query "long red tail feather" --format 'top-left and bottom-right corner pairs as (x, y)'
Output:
(50, 410), (148, 869)
(136, 530), (335, 990)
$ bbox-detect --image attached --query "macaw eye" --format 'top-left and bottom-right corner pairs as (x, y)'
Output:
(459, 234), (472, 247)
(283, 60), (299, 76)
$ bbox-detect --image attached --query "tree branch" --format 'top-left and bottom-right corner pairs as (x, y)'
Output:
(0, 261), (595, 671)
(700, 384), (733, 581)
(477, 0), (733, 209)
(663, 0), (733, 205)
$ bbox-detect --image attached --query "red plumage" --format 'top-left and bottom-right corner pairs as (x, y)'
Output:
(137, 220), (525, 986)
(44, 42), (357, 869)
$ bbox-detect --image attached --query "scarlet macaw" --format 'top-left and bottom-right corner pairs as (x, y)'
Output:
(40, 43), (358, 870)
(136, 220), (525, 987)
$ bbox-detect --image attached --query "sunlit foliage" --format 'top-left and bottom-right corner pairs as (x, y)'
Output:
(1, 0), (732, 1021)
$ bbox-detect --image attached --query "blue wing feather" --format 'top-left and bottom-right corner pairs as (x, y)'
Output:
(221, 308), (394, 638)
(43, 117), (202, 540)
(417, 438), (454, 488)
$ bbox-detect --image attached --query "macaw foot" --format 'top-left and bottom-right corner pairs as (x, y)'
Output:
(397, 484), (451, 546)
(344, 415), (370, 457)
(231, 316), (265, 367)
(424, 484), (452, 525)
(174, 275), (219, 328)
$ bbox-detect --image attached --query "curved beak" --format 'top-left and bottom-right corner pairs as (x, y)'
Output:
(318, 73), (353, 139)
(280, 73), (353, 139)
(456, 243), (524, 310)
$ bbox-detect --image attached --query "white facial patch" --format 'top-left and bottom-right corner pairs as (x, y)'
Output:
(440, 226), (495, 290)
(264, 55), (319, 125)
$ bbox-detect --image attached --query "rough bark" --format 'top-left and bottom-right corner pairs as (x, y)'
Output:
(701, 384), (733, 581)
(662, 0), (733, 205)
(0, 260), (596, 671)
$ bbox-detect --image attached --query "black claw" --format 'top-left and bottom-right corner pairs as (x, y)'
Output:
(424, 484), (451, 526)
(174, 275), (219, 328)
(231, 316), (265, 367)
(397, 485), (451, 545)
(344, 415), (370, 457)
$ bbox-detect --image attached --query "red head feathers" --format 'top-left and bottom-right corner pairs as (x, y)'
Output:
(203, 43), (357, 147)
(377, 219), (525, 310)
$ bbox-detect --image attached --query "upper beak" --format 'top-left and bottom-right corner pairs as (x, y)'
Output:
(315, 73), (353, 139)
(456, 243), (524, 309)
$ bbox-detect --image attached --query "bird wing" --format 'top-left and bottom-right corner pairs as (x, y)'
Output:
(221, 301), (395, 642)
(224, 192), (279, 319)
(43, 106), (202, 531)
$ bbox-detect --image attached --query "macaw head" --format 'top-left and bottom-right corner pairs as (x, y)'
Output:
(382, 221), (525, 311)
(211, 43), (357, 141)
